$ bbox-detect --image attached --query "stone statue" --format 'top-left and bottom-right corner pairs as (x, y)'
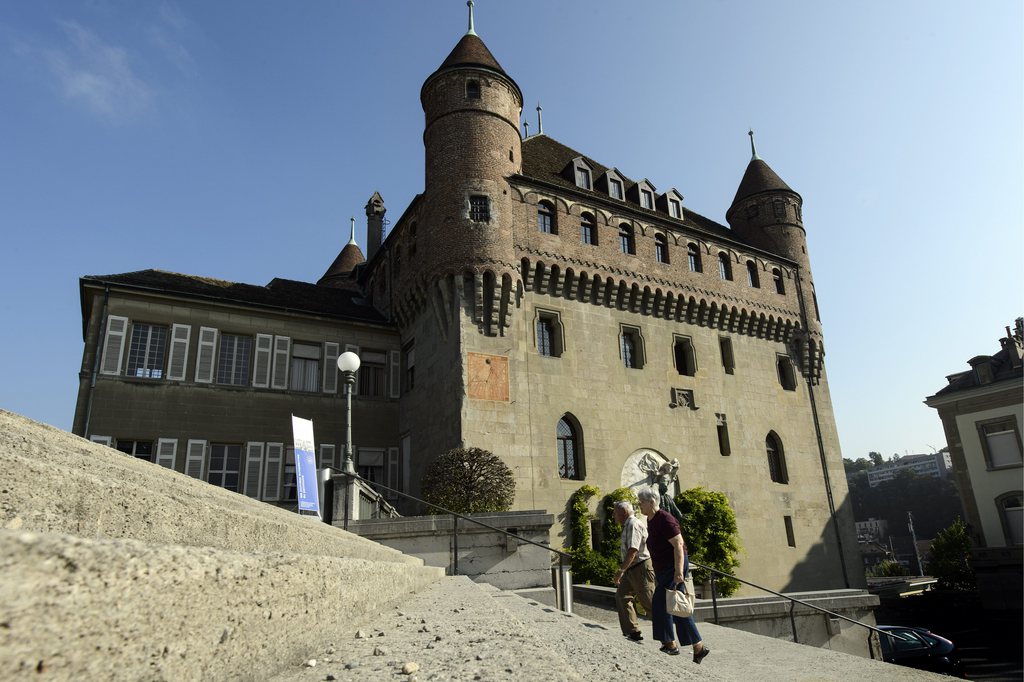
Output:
(657, 458), (684, 524)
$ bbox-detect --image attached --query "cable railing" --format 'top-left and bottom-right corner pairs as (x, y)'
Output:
(325, 468), (576, 613)
(693, 560), (895, 659)
(325, 469), (897, 654)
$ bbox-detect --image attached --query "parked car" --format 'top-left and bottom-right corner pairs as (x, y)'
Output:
(878, 625), (966, 677)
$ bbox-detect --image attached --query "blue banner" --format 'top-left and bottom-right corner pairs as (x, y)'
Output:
(291, 415), (320, 515)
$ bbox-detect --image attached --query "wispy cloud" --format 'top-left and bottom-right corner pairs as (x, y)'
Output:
(44, 21), (153, 122)
(149, 1), (195, 76)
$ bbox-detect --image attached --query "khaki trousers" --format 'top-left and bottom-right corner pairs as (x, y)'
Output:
(616, 559), (655, 635)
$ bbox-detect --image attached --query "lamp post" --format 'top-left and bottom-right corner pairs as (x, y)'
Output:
(337, 351), (360, 475)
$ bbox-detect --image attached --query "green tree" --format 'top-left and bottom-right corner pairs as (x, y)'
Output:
(420, 447), (515, 514)
(927, 518), (976, 591)
(565, 485), (618, 585)
(869, 451), (884, 467)
(869, 560), (910, 577)
(675, 487), (742, 596)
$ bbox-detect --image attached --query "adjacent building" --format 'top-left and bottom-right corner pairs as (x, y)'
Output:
(72, 7), (862, 592)
(865, 451), (953, 488)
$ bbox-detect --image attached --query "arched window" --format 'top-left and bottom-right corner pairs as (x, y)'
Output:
(537, 201), (556, 234)
(718, 252), (732, 280)
(687, 243), (702, 273)
(655, 234), (669, 264)
(557, 415), (584, 479)
(466, 80), (481, 99)
(772, 268), (785, 294)
(580, 212), (597, 245)
(619, 223), (635, 255)
(997, 492), (1023, 546)
(766, 432), (789, 484)
(746, 260), (759, 288)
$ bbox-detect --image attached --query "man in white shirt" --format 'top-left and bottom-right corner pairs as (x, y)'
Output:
(613, 500), (656, 641)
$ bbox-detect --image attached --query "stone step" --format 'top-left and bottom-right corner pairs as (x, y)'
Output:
(269, 576), (583, 681)
(0, 410), (420, 566)
(0, 529), (442, 680)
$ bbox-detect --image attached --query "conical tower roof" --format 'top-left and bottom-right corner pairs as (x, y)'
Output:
(731, 158), (796, 208)
(318, 219), (365, 288)
(438, 33), (507, 74)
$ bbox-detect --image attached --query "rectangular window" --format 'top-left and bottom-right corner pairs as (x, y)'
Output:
(640, 189), (653, 209)
(609, 178), (623, 200)
(358, 447), (386, 486)
(575, 167), (591, 189)
(217, 334), (253, 386)
(784, 516), (796, 547)
(581, 219), (595, 245)
(283, 446), (297, 502)
(116, 440), (153, 462)
(777, 355), (797, 390)
(288, 343), (321, 392)
(537, 317), (554, 356)
(358, 350), (387, 396)
(668, 198), (681, 218)
(125, 323), (168, 379)
(674, 336), (696, 376)
(208, 443), (241, 492)
(716, 413), (731, 456)
(403, 342), (416, 392)
(978, 418), (1023, 469)
(620, 327), (643, 369)
(719, 337), (735, 375)
(469, 195), (490, 222)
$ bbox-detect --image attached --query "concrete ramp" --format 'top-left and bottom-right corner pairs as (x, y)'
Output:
(0, 410), (442, 679)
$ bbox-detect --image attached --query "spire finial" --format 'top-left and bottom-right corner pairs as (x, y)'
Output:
(536, 102), (543, 135)
(748, 129), (760, 160)
(466, 0), (477, 36)
(348, 217), (357, 245)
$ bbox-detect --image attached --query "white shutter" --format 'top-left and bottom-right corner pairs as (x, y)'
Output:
(322, 342), (340, 394)
(194, 327), (218, 383)
(344, 344), (360, 395)
(319, 444), (336, 470)
(99, 315), (129, 376)
(271, 336), (291, 390)
(388, 350), (401, 398)
(252, 334), (273, 388)
(243, 442), (265, 498)
(263, 442), (284, 501)
(386, 446), (401, 500)
(156, 438), (177, 469)
(166, 324), (192, 381)
(89, 435), (113, 446)
(185, 439), (207, 480)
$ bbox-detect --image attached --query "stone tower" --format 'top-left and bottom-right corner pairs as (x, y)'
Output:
(365, 191), (386, 262)
(726, 134), (824, 380)
(417, 1), (523, 333)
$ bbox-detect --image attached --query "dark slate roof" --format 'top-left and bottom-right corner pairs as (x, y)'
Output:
(731, 158), (797, 207)
(318, 243), (365, 287)
(81, 270), (389, 324)
(438, 33), (506, 74)
(931, 339), (1023, 398)
(520, 134), (734, 239)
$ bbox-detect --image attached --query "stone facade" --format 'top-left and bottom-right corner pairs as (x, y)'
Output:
(73, 15), (862, 594)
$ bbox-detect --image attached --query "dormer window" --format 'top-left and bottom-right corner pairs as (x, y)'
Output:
(610, 178), (624, 200)
(668, 198), (681, 218)
(466, 80), (481, 99)
(576, 166), (591, 190)
(640, 189), (653, 210)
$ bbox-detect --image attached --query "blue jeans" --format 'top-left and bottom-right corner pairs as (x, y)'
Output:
(652, 559), (702, 646)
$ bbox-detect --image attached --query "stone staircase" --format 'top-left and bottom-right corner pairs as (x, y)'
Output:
(0, 411), (947, 680)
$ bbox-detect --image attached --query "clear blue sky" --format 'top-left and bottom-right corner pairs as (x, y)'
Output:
(1, 1), (1020, 461)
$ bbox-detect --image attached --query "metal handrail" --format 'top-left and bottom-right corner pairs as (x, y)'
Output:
(691, 560), (895, 658)
(325, 468), (575, 612)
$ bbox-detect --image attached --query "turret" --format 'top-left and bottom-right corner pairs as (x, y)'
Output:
(318, 218), (364, 289)
(417, 1), (523, 285)
(726, 132), (823, 379)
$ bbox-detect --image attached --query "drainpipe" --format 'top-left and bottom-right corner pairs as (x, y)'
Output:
(794, 271), (851, 588)
(82, 287), (109, 438)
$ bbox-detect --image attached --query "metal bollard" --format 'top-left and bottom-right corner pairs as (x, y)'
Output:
(551, 557), (574, 614)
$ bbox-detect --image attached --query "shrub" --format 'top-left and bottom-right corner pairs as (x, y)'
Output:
(675, 486), (742, 596)
(869, 560), (910, 577)
(927, 517), (976, 591)
(419, 447), (514, 514)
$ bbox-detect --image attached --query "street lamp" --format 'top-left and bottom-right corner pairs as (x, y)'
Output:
(337, 351), (361, 475)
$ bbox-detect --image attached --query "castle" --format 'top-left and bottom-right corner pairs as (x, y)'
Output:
(72, 4), (862, 592)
